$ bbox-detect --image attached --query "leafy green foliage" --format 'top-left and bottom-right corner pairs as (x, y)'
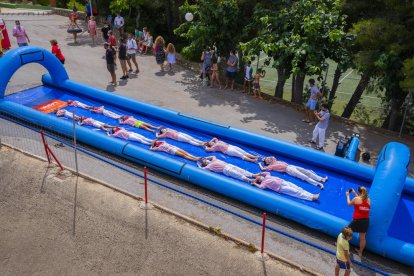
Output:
(66, 0), (86, 12)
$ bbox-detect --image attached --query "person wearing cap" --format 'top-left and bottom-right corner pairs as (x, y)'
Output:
(12, 20), (30, 47)
(150, 140), (201, 161)
(110, 127), (153, 145)
(78, 117), (116, 134)
(67, 100), (93, 110)
(250, 172), (320, 201)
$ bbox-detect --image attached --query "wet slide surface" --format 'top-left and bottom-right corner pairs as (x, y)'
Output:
(5, 85), (414, 244)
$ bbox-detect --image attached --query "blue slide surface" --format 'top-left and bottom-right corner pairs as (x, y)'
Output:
(0, 46), (413, 267)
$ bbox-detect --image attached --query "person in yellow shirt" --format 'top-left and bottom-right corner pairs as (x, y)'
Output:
(335, 227), (353, 276)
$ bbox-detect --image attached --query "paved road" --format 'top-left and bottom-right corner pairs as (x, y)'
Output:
(1, 13), (413, 275)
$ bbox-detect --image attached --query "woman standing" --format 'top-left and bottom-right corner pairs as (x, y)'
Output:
(88, 16), (97, 45)
(118, 38), (129, 80)
(0, 17), (11, 50)
(50, 39), (65, 64)
(346, 186), (370, 257)
(154, 36), (166, 71)
(210, 53), (221, 89)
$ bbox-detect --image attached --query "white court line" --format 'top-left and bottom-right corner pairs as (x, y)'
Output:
(339, 70), (355, 84)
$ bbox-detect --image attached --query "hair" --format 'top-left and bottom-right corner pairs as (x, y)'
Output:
(108, 30), (112, 35)
(321, 103), (329, 110)
(155, 36), (165, 47)
(358, 186), (369, 200)
(50, 39), (58, 46)
(167, 43), (175, 53)
(143, 27), (147, 31)
(309, 78), (315, 85)
(120, 37), (126, 43)
(342, 227), (353, 239)
(90, 16), (95, 20)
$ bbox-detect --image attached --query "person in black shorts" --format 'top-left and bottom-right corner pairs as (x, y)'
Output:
(118, 38), (128, 80)
(104, 42), (117, 85)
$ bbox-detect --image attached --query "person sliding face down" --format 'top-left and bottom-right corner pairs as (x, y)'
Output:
(110, 127), (154, 145)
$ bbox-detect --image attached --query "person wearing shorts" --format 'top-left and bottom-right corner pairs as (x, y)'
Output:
(302, 78), (321, 125)
(118, 38), (129, 80)
(204, 137), (259, 162)
(198, 156), (260, 182)
(150, 140), (200, 161)
(126, 33), (139, 73)
(156, 128), (205, 146)
(118, 115), (161, 133)
(78, 117), (116, 134)
(224, 50), (238, 90)
(91, 106), (122, 119)
(250, 172), (320, 201)
(259, 156), (327, 188)
(335, 227), (353, 276)
(110, 127), (153, 145)
(104, 42), (117, 85)
(67, 100), (93, 110)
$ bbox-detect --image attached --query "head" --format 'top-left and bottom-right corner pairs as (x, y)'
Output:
(320, 103), (329, 112)
(104, 42), (109, 49)
(128, 33), (132, 39)
(155, 36), (165, 46)
(167, 43), (175, 53)
(143, 27), (147, 32)
(81, 116), (86, 121)
(90, 16), (95, 20)
(205, 46), (211, 52)
(357, 186), (369, 200)
(67, 99), (73, 105)
(117, 13), (120, 17)
(159, 128), (167, 134)
(50, 39), (58, 46)
(120, 37), (125, 44)
(200, 158), (209, 167)
(255, 175), (264, 183)
(112, 126), (120, 134)
(263, 156), (276, 165)
(247, 61), (251, 66)
(53, 109), (59, 114)
(342, 226), (353, 241)
(15, 20), (20, 26)
(309, 78), (315, 86)
(229, 50), (235, 56)
(108, 30), (113, 36)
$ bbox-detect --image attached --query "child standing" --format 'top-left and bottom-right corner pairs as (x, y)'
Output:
(253, 69), (264, 99)
(335, 227), (353, 276)
(311, 103), (330, 150)
(50, 39), (65, 64)
(88, 16), (97, 45)
(210, 54), (221, 89)
(166, 43), (176, 71)
(244, 61), (253, 93)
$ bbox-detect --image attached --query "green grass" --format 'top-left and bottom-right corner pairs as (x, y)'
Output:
(0, 2), (51, 10)
(252, 53), (385, 126)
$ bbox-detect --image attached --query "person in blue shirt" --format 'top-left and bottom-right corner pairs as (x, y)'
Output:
(310, 103), (330, 150)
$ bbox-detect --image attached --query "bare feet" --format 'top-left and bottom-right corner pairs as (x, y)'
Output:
(321, 176), (328, 183)
(319, 183), (324, 189)
(312, 193), (320, 201)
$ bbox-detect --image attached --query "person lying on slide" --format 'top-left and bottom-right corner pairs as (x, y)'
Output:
(67, 100), (93, 110)
(204, 137), (259, 162)
(198, 156), (260, 182)
(150, 139), (200, 161)
(156, 128), (205, 146)
(250, 172), (320, 201)
(91, 106), (122, 119)
(78, 116), (116, 134)
(54, 108), (81, 120)
(119, 115), (162, 133)
(110, 127), (153, 145)
(259, 156), (327, 189)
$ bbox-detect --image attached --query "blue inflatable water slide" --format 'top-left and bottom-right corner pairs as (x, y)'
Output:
(0, 47), (413, 267)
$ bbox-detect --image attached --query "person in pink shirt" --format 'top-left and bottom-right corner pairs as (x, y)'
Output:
(110, 127), (153, 145)
(54, 109), (81, 120)
(12, 20), (30, 47)
(67, 100), (93, 110)
(251, 172), (320, 201)
(91, 106), (122, 119)
(119, 115), (161, 133)
(156, 128), (205, 146)
(78, 116), (116, 134)
(150, 140), (200, 161)
(259, 156), (327, 189)
(204, 137), (259, 162)
(198, 156), (260, 182)
(88, 16), (97, 45)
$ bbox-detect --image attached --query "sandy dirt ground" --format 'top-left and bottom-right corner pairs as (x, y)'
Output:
(0, 146), (306, 275)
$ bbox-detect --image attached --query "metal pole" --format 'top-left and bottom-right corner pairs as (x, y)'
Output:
(399, 92), (412, 137)
(144, 166), (148, 205)
(72, 107), (79, 236)
(261, 212), (266, 254)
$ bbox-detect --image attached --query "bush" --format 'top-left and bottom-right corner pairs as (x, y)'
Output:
(36, 0), (50, 6)
(66, 0), (86, 12)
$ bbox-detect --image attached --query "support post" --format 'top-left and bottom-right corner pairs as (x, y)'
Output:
(40, 130), (51, 164)
(144, 166), (148, 205)
(261, 212), (266, 254)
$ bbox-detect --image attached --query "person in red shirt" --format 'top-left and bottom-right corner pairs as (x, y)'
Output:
(108, 30), (117, 48)
(50, 39), (65, 64)
(346, 186), (370, 257)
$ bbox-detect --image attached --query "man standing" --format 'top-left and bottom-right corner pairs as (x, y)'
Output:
(104, 43), (117, 85)
(101, 22), (110, 43)
(126, 33), (139, 73)
(12, 20), (30, 47)
(302, 78), (321, 125)
(224, 50), (238, 90)
(114, 13), (124, 37)
(310, 103), (330, 150)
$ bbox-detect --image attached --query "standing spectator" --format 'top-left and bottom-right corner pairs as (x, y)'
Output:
(126, 33), (139, 73)
(135, 28), (143, 40)
(118, 38), (128, 80)
(154, 36), (166, 71)
(106, 14), (113, 29)
(210, 53), (221, 89)
(88, 16), (97, 46)
(101, 22), (110, 43)
(224, 50), (238, 90)
(108, 30), (117, 48)
(12, 20), (30, 47)
(104, 42), (117, 85)
(68, 11), (80, 44)
(335, 227), (353, 276)
(166, 43), (176, 71)
(0, 17), (11, 50)
(244, 61), (253, 93)
(114, 13), (124, 37)
(85, 2), (91, 20)
(201, 47), (213, 82)
(303, 78), (321, 125)
(50, 39), (65, 64)
(252, 69), (264, 99)
(310, 103), (330, 150)
(143, 31), (152, 54)
(346, 186), (370, 257)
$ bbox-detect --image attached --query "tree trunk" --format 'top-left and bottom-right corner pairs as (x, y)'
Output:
(275, 67), (287, 98)
(382, 91), (408, 131)
(291, 75), (296, 101)
(291, 73), (305, 104)
(164, 0), (174, 41)
(135, 11), (141, 29)
(327, 65), (342, 110)
(341, 73), (370, 118)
